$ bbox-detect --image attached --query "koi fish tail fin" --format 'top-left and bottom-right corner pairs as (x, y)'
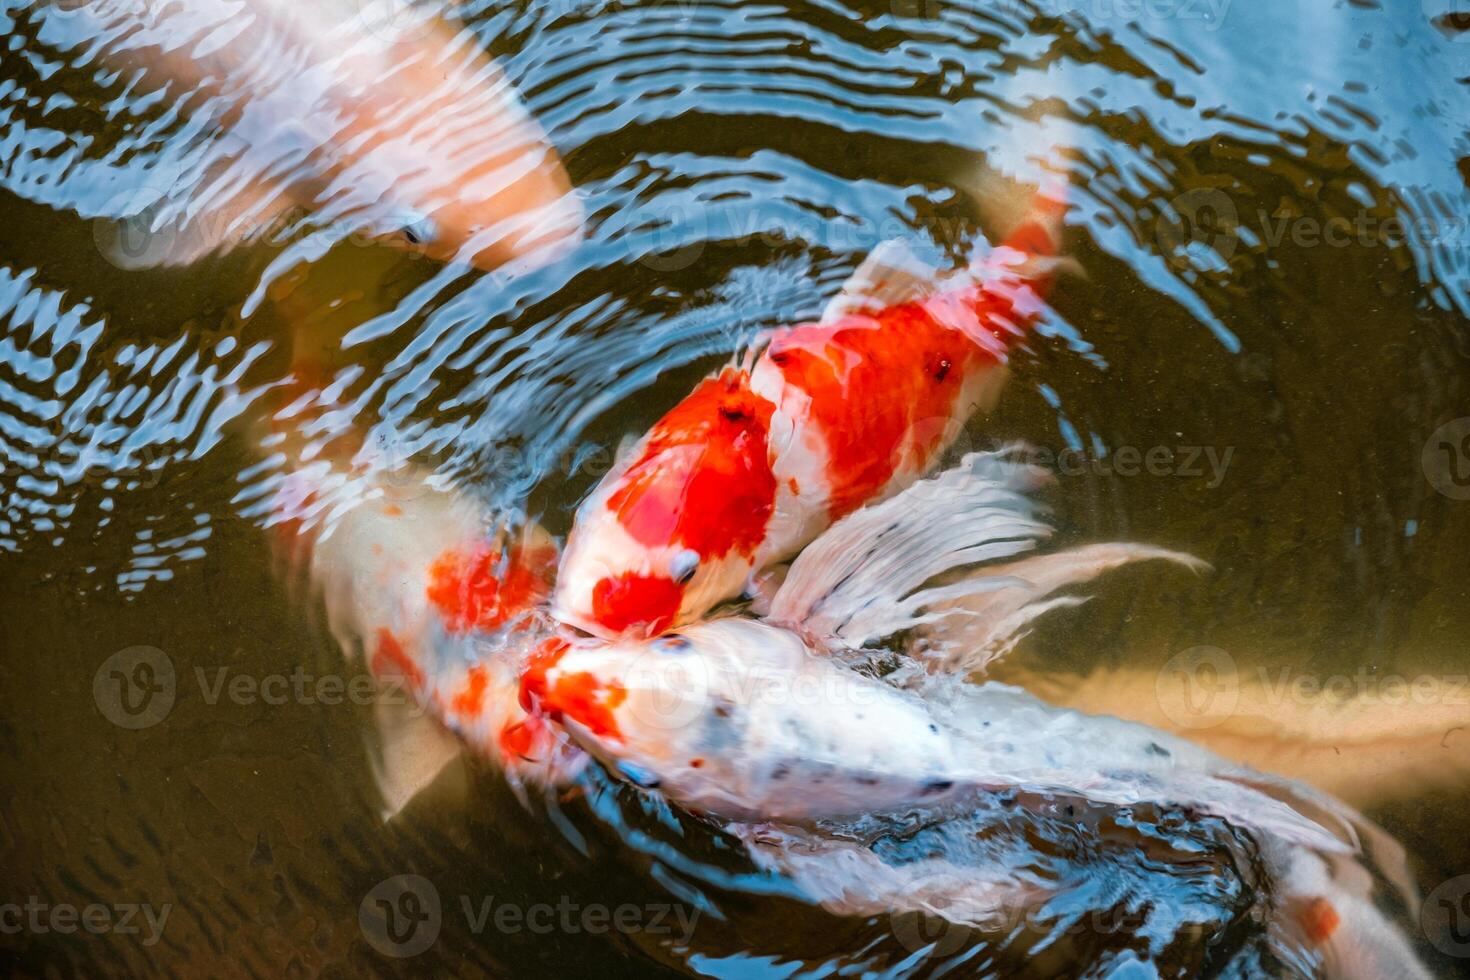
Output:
(766, 447), (1203, 674)
(970, 174), (1081, 294)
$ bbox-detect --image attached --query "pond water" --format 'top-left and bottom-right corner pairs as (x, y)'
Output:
(2, 0), (1470, 975)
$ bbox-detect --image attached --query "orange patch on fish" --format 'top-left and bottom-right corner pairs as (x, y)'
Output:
(371, 628), (423, 691)
(1299, 896), (1340, 945)
(763, 304), (984, 518)
(517, 637), (625, 739)
(426, 540), (556, 633)
(450, 665), (490, 718)
(498, 714), (549, 761)
(608, 368), (777, 559)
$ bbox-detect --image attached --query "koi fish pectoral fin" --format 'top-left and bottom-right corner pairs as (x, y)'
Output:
(764, 446), (1204, 673)
(765, 447), (1053, 646)
(366, 691), (466, 823)
(913, 543), (1209, 675)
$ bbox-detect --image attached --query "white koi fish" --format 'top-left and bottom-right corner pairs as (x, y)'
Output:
(523, 450), (1434, 978)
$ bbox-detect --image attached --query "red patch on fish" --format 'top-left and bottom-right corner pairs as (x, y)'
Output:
(426, 540), (557, 633)
(762, 304), (984, 518)
(498, 714), (549, 762)
(451, 665), (489, 719)
(592, 572), (682, 637)
(519, 636), (570, 712)
(608, 368), (777, 559)
(1299, 897), (1340, 945)
(542, 671), (627, 739)
(517, 638), (625, 739)
(371, 628), (423, 691)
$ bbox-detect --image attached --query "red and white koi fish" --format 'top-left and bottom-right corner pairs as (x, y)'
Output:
(265, 458), (580, 817)
(63, 0), (581, 270)
(552, 188), (1067, 639)
(527, 451), (1434, 979)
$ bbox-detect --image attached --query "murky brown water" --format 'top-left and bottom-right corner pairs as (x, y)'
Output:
(3, 0), (1470, 975)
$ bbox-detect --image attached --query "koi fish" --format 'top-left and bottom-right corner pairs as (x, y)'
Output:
(265, 458), (580, 818)
(57, 0), (581, 270)
(526, 451), (1433, 978)
(553, 185), (1068, 639)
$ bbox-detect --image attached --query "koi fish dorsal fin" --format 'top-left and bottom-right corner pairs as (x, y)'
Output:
(765, 448), (1053, 646)
(819, 239), (943, 323)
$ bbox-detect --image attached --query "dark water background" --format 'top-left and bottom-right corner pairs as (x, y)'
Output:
(3, 0), (1470, 975)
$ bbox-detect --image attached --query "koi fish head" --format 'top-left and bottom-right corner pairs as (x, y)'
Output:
(519, 620), (805, 792)
(554, 369), (779, 639)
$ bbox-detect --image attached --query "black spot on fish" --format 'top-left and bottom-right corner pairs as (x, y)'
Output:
(933, 357), (951, 382)
(1146, 742), (1170, 758)
(927, 724), (939, 734)
(921, 779), (954, 795)
(770, 765), (790, 781)
(856, 775), (880, 786)
(719, 406), (751, 424)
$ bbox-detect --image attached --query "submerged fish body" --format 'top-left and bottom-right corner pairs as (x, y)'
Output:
(56, 0), (582, 269)
(554, 194), (1068, 639)
(280, 470), (580, 815)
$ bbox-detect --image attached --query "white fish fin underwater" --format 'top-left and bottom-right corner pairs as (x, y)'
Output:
(765, 448), (1053, 646)
(913, 543), (1208, 674)
(819, 238), (940, 323)
(365, 690), (466, 822)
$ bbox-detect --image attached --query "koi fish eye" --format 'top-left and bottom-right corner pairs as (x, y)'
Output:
(655, 634), (691, 654)
(669, 548), (700, 585)
(400, 213), (438, 246)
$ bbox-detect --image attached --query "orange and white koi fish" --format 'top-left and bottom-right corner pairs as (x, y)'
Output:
(526, 452), (1434, 979)
(553, 188), (1067, 639)
(275, 464), (581, 817)
(66, 0), (581, 270)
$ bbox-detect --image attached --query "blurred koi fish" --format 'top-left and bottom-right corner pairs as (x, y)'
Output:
(52, 0), (581, 270)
